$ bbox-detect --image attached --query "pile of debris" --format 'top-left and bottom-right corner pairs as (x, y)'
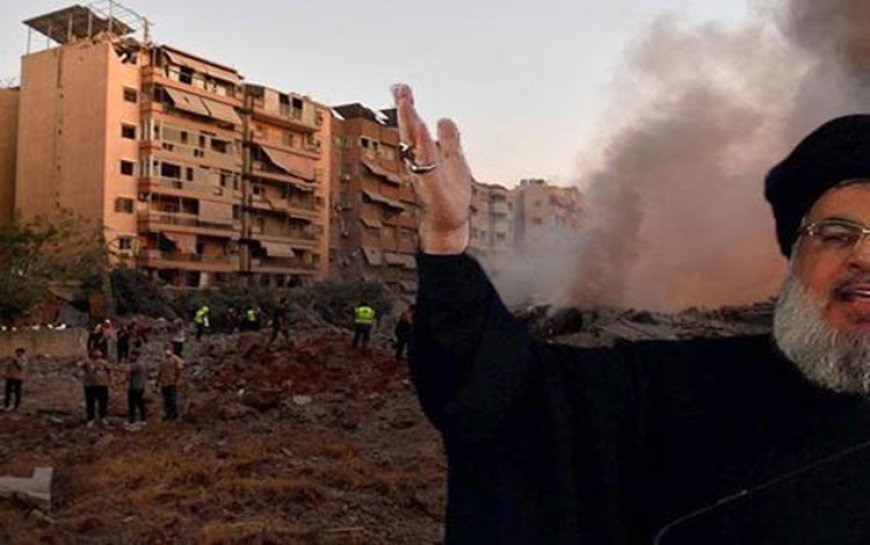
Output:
(519, 300), (775, 346)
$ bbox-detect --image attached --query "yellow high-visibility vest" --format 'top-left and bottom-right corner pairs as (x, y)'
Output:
(354, 306), (375, 325)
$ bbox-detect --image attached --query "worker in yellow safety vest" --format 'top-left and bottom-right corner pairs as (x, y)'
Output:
(352, 302), (376, 352)
(193, 305), (210, 341)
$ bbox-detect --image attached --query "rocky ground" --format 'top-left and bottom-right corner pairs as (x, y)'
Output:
(0, 301), (775, 544)
(0, 330), (445, 545)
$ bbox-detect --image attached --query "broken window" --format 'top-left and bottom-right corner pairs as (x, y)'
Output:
(121, 124), (137, 140)
(123, 87), (138, 103)
(115, 198), (134, 214)
(120, 161), (135, 176)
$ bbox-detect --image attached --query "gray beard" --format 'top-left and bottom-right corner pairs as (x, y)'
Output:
(773, 272), (870, 394)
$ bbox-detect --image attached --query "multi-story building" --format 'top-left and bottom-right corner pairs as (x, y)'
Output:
(468, 180), (514, 276)
(0, 86), (18, 223)
(242, 85), (331, 287)
(513, 178), (584, 254)
(11, 4), (331, 289)
(136, 44), (245, 288)
(331, 104), (418, 293)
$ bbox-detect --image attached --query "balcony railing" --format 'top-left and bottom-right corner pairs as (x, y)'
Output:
(246, 225), (317, 241)
(143, 177), (230, 198)
(139, 249), (240, 266)
(251, 257), (318, 272)
(139, 211), (236, 232)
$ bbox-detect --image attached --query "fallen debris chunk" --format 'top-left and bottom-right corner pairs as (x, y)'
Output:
(0, 467), (53, 510)
(292, 395), (313, 406)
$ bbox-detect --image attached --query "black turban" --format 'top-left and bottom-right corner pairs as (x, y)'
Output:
(765, 114), (870, 257)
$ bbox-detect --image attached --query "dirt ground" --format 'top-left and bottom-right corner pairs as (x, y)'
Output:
(0, 302), (773, 544)
(0, 330), (446, 545)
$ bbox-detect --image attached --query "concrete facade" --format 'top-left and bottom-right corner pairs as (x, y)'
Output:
(331, 104), (418, 293)
(0, 88), (18, 223)
(11, 7), (336, 290)
(513, 178), (584, 254)
(0, 327), (87, 359)
(468, 181), (515, 277)
(242, 85), (332, 287)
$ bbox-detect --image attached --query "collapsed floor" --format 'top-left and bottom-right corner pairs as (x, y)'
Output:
(0, 301), (774, 544)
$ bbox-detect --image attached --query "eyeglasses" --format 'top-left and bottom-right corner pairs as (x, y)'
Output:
(797, 218), (870, 253)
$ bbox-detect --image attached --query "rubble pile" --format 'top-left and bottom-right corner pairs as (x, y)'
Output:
(0, 299), (777, 543)
(520, 300), (775, 346)
(0, 330), (445, 545)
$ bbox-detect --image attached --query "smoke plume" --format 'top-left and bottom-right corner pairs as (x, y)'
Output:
(562, 0), (870, 311)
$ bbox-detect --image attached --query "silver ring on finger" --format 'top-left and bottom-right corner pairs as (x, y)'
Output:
(399, 142), (440, 174)
(408, 162), (439, 174)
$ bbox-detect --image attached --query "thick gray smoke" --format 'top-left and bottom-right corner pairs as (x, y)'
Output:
(559, 0), (870, 311)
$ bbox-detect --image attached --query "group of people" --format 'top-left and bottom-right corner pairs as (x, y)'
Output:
(77, 346), (184, 429)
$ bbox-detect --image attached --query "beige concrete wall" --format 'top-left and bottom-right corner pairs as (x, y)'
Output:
(315, 102), (332, 278)
(0, 328), (87, 359)
(103, 46), (142, 257)
(0, 89), (18, 223)
(16, 41), (110, 224)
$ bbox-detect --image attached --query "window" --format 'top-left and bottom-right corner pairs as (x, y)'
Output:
(211, 139), (228, 154)
(118, 236), (134, 250)
(186, 167), (194, 182)
(161, 163), (181, 179)
(179, 67), (194, 85)
(115, 198), (134, 214)
(123, 87), (138, 103)
(120, 160), (135, 176)
(121, 124), (137, 140)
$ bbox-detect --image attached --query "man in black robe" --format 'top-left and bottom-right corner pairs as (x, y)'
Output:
(393, 82), (870, 545)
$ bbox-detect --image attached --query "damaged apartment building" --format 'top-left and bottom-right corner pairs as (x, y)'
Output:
(5, 3), (331, 289)
(330, 104), (419, 293)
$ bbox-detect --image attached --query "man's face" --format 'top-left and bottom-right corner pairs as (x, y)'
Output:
(792, 184), (870, 334)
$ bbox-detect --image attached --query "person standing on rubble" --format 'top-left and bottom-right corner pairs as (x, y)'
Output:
(352, 301), (376, 353)
(4, 347), (28, 411)
(157, 346), (183, 421)
(193, 304), (210, 341)
(126, 349), (147, 428)
(394, 304), (416, 361)
(170, 317), (187, 357)
(79, 350), (111, 427)
(268, 299), (291, 349)
(243, 306), (262, 332)
(396, 83), (870, 544)
(116, 323), (131, 363)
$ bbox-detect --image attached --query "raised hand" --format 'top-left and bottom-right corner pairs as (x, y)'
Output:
(392, 84), (472, 255)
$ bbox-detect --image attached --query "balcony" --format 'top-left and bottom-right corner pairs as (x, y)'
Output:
(251, 257), (319, 275)
(139, 177), (234, 200)
(245, 225), (318, 247)
(138, 249), (240, 272)
(251, 99), (321, 133)
(139, 211), (239, 239)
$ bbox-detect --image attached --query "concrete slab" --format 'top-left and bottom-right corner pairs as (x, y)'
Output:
(0, 466), (53, 510)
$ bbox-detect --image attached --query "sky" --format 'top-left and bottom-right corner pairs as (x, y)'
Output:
(0, 0), (750, 187)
